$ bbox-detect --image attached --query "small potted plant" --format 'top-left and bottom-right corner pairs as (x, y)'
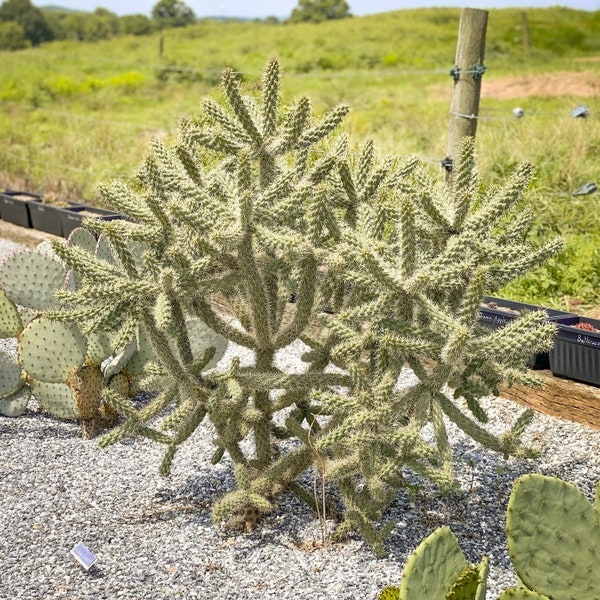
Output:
(0, 189), (42, 228)
(479, 296), (577, 369)
(550, 316), (600, 386)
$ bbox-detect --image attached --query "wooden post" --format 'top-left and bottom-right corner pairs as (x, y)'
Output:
(158, 35), (164, 59)
(445, 8), (488, 180)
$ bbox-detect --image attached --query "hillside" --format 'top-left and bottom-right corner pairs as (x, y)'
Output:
(0, 6), (598, 307)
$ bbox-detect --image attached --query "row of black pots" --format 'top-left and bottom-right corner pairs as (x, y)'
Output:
(480, 296), (600, 387)
(0, 189), (122, 238)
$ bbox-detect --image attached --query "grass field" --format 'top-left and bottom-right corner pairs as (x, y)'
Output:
(0, 7), (598, 308)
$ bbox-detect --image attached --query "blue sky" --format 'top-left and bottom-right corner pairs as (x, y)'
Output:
(35, 0), (599, 18)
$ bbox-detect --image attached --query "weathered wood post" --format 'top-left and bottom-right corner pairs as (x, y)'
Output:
(445, 8), (488, 182)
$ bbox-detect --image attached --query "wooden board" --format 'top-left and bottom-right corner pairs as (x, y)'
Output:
(499, 370), (600, 431)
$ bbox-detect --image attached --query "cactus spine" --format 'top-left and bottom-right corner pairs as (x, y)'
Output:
(45, 59), (561, 552)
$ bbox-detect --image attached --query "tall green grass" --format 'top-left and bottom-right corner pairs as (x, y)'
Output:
(0, 7), (598, 307)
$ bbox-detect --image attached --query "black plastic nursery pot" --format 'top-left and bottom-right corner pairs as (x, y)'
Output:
(549, 317), (600, 387)
(28, 201), (77, 237)
(479, 296), (578, 370)
(59, 205), (122, 238)
(0, 190), (42, 228)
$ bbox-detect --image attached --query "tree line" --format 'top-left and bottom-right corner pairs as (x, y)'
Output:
(0, 0), (351, 51)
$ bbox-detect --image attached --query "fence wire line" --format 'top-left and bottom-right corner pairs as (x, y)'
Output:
(2, 147), (594, 200)
(0, 97), (592, 135)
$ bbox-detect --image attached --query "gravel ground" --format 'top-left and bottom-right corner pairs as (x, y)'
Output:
(2, 239), (600, 599)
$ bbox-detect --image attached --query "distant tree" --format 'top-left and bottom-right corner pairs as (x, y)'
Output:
(80, 7), (119, 41)
(0, 19), (29, 49)
(288, 0), (351, 23)
(151, 0), (196, 29)
(59, 12), (85, 41)
(119, 13), (154, 36)
(0, 0), (53, 45)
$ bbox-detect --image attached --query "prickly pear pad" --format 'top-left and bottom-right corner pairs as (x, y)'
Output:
(0, 386), (30, 417)
(30, 380), (78, 420)
(506, 473), (600, 599)
(0, 289), (22, 338)
(0, 349), (23, 397)
(398, 526), (471, 599)
(18, 317), (87, 383)
(67, 365), (103, 420)
(0, 250), (66, 311)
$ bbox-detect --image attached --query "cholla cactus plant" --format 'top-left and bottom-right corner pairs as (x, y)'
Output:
(48, 59), (562, 554)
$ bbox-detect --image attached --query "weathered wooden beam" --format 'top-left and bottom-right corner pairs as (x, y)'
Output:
(499, 370), (600, 431)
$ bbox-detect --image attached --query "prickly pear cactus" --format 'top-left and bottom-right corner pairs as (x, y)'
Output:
(0, 237), (138, 435)
(384, 526), (488, 600)
(0, 349), (29, 417)
(18, 317), (87, 383)
(506, 473), (600, 600)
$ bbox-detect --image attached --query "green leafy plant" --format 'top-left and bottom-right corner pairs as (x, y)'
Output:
(47, 59), (562, 554)
(379, 473), (600, 599)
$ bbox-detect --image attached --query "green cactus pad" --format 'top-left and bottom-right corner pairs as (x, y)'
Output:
(30, 380), (78, 420)
(87, 332), (113, 366)
(66, 228), (98, 291)
(398, 527), (471, 599)
(0, 289), (22, 338)
(0, 385), (30, 417)
(379, 588), (400, 600)
(0, 349), (24, 397)
(186, 318), (229, 370)
(506, 473), (600, 600)
(18, 317), (87, 383)
(0, 250), (66, 311)
(103, 338), (138, 379)
(95, 234), (115, 264)
(66, 365), (103, 420)
(497, 589), (550, 599)
(68, 228), (97, 253)
(123, 327), (156, 378)
(107, 372), (131, 398)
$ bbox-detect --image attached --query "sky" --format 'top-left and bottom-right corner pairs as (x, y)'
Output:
(34, 0), (599, 18)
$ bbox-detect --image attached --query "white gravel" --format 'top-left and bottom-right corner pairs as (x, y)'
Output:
(2, 238), (600, 599)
